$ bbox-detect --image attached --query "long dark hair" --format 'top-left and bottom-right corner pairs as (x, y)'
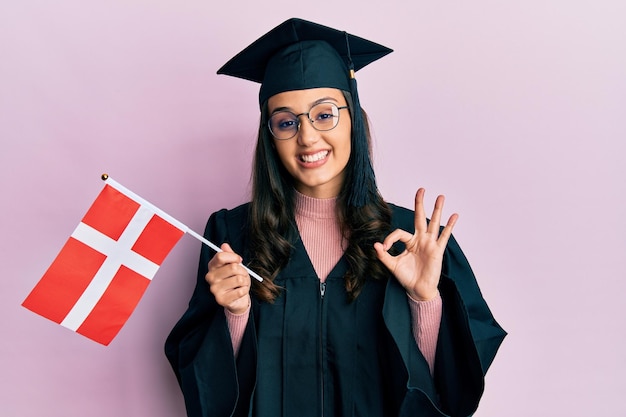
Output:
(248, 91), (392, 302)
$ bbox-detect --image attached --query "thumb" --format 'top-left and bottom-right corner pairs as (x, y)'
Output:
(220, 243), (242, 263)
(374, 242), (397, 272)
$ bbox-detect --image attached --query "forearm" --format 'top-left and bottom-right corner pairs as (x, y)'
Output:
(407, 292), (442, 376)
(224, 304), (251, 357)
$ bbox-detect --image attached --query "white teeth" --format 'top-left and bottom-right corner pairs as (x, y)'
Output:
(300, 150), (328, 163)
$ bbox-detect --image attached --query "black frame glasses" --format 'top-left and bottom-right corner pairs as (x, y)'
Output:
(267, 102), (349, 140)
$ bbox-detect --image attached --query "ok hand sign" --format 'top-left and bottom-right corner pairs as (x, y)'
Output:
(374, 188), (458, 301)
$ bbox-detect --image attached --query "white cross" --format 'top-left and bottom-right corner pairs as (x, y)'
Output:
(60, 206), (159, 331)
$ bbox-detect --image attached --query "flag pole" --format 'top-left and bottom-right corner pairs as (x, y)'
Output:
(186, 229), (264, 282)
(101, 174), (263, 282)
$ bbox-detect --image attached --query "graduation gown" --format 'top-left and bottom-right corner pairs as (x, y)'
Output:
(165, 203), (506, 417)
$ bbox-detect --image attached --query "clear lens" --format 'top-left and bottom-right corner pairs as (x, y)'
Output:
(309, 103), (340, 130)
(268, 102), (343, 140)
(268, 112), (298, 140)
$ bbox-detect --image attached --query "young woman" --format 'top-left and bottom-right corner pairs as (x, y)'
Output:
(165, 18), (506, 417)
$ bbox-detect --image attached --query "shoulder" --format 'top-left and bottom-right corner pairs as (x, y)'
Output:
(206, 201), (251, 230)
(386, 202), (415, 232)
(207, 202), (251, 227)
(203, 202), (251, 253)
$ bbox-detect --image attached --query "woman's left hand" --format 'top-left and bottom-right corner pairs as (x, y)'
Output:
(374, 188), (458, 301)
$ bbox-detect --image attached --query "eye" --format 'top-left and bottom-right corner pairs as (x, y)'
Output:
(277, 119), (296, 129)
(270, 112), (298, 131)
(311, 104), (337, 123)
(316, 112), (334, 121)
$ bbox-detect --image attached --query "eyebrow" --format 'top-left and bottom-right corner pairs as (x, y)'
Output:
(269, 96), (340, 114)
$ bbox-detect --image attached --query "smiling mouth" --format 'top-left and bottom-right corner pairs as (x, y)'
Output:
(299, 150), (329, 163)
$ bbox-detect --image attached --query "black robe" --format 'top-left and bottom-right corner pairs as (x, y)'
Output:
(165, 203), (506, 417)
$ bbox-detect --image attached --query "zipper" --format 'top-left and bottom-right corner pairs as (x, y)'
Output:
(319, 280), (326, 417)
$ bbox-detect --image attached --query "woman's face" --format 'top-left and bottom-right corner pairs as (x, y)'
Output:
(267, 87), (351, 199)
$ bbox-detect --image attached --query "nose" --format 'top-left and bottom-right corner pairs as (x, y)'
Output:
(296, 114), (320, 146)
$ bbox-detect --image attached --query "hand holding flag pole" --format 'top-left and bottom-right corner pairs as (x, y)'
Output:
(187, 230), (264, 282)
(22, 174), (262, 346)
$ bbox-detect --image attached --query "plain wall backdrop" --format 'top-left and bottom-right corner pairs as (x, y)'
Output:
(1, 1), (624, 416)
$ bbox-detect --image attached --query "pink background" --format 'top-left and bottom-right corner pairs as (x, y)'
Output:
(1, 1), (624, 416)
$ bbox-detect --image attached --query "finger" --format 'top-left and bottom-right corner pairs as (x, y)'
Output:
(374, 242), (398, 273)
(212, 275), (251, 307)
(380, 228), (415, 251)
(220, 287), (251, 308)
(220, 242), (234, 253)
(414, 188), (428, 233)
(206, 261), (246, 286)
(208, 247), (243, 269)
(208, 265), (250, 293)
(215, 270), (251, 292)
(428, 194), (445, 234)
(437, 213), (459, 248)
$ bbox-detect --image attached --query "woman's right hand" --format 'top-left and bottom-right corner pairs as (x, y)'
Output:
(205, 243), (251, 315)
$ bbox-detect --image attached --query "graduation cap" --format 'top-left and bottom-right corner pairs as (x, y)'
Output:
(218, 18), (392, 207)
(217, 17), (393, 106)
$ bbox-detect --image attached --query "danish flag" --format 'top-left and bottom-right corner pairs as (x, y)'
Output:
(22, 176), (186, 345)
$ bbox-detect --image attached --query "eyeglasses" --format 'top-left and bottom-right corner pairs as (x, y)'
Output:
(268, 102), (349, 140)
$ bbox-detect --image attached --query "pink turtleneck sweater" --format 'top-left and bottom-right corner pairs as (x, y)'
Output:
(225, 192), (442, 375)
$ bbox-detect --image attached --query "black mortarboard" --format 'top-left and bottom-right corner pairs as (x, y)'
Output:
(218, 18), (392, 208)
(217, 18), (392, 105)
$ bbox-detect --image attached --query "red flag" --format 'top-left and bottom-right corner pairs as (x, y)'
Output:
(22, 177), (186, 345)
